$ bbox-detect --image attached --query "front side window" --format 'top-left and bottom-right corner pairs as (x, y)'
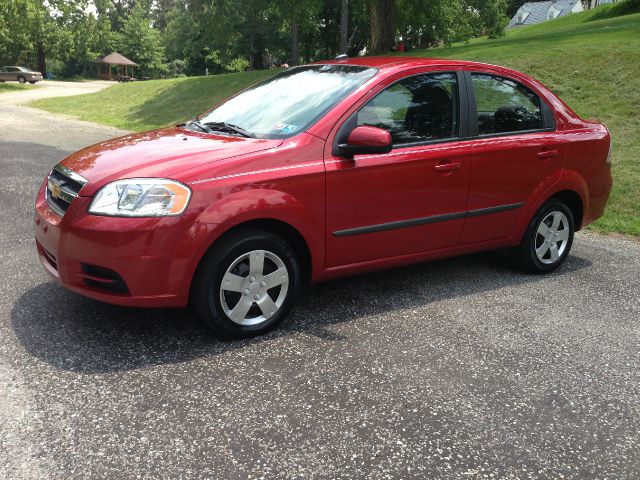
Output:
(356, 72), (459, 145)
(471, 73), (543, 135)
(198, 65), (377, 139)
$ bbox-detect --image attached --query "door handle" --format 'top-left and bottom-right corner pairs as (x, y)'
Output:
(537, 149), (559, 159)
(434, 162), (461, 173)
(434, 161), (461, 173)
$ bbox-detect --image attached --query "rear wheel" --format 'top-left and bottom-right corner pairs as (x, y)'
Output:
(191, 229), (301, 338)
(511, 200), (575, 273)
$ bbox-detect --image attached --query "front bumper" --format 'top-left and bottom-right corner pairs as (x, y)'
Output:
(34, 182), (196, 307)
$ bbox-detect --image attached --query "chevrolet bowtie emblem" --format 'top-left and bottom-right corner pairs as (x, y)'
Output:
(50, 181), (61, 199)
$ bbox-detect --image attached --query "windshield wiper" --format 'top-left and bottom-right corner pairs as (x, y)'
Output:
(187, 119), (212, 134)
(204, 121), (255, 138)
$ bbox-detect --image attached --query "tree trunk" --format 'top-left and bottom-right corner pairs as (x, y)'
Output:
(369, 0), (395, 55)
(37, 41), (46, 76)
(339, 0), (349, 54)
(290, 20), (299, 66)
(249, 32), (264, 70)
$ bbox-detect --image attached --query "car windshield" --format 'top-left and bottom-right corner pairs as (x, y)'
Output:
(197, 65), (378, 139)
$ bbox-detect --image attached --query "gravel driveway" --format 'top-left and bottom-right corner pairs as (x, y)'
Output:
(1, 82), (639, 479)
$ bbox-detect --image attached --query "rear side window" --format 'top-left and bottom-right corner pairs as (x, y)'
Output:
(471, 73), (544, 135)
(356, 72), (459, 145)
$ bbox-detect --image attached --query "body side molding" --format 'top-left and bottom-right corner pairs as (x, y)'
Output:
(333, 202), (524, 237)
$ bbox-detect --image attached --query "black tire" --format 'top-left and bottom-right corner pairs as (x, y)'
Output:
(17, 76), (25, 84)
(191, 228), (301, 339)
(510, 200), (575, 274)
(29, 81), (36, 84)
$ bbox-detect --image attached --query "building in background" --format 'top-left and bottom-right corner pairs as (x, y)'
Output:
(507, 0), (584, 28)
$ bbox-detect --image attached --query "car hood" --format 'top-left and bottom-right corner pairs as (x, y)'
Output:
(59, 127), (282, 195)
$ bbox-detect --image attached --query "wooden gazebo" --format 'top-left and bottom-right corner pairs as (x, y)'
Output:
(96, 52), (138, 80)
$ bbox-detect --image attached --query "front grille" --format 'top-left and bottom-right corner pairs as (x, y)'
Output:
(46, 164), (88, 216)
(81, 264), (130, 295)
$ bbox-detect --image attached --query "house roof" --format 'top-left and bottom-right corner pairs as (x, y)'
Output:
(508, 0), (580, 28)
(96, 52), (138, 66)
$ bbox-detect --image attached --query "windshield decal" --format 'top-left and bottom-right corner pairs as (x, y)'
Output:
(275, 123), (298, 133)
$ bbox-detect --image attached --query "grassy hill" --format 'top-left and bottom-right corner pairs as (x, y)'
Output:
(30, 69), (278, 132)
(31, 6), (640, 235)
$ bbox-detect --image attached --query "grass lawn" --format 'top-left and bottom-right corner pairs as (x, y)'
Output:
(0, 83), (35, 93)
(30, 69), (278, 131)
(30, 7), (640, 235)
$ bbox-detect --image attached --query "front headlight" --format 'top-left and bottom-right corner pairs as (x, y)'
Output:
(88, 178), (191, 217)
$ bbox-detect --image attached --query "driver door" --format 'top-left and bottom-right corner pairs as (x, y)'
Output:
(325, 70), (473, 267)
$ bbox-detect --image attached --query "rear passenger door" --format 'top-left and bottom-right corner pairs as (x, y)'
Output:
(460, 71), (565, 244)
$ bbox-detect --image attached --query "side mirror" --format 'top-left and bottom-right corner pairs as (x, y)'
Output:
(338, 126), (392, 157)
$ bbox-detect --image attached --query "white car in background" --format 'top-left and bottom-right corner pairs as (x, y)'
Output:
(0, 66), (43, 84)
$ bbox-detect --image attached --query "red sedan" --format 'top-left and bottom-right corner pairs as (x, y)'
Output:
(34, 57), (612, 338)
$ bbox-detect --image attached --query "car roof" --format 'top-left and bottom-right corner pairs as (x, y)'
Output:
(310, 56), (517, 75)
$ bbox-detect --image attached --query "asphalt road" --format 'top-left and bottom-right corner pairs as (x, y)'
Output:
(1, 82), (640, 479)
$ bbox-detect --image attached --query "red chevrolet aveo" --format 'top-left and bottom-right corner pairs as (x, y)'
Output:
(34, 57), (612, 338)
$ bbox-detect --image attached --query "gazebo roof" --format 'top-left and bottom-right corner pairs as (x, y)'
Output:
(97, 52), (138, 66)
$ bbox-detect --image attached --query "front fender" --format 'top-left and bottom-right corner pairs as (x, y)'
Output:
(172, 187), (325, 301)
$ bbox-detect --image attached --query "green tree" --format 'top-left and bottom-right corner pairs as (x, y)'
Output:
(117, 3), (166, 76)
(94, 0), (153, 30)
(470, 0), (509, 38)
(152, 0), (176, 31)
(53, 1), (117, 76)
(396, 0), (507, 48)
(0, 0), (58, 73)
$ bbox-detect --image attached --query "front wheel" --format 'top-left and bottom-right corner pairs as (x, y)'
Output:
(511, 200), (575, 273)
(18, 76), (25, 84)
(191, 229), (301, 338)
(29, 81), (36, 84)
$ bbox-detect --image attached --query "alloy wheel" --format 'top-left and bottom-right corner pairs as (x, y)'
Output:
(534, 210), (570, 265)
(219, 249), (290, 326)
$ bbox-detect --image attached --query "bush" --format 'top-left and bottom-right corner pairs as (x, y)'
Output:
(166, 59), (187, 77)
(224, 57), (250, 73)
(589, 0), (640, 21)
